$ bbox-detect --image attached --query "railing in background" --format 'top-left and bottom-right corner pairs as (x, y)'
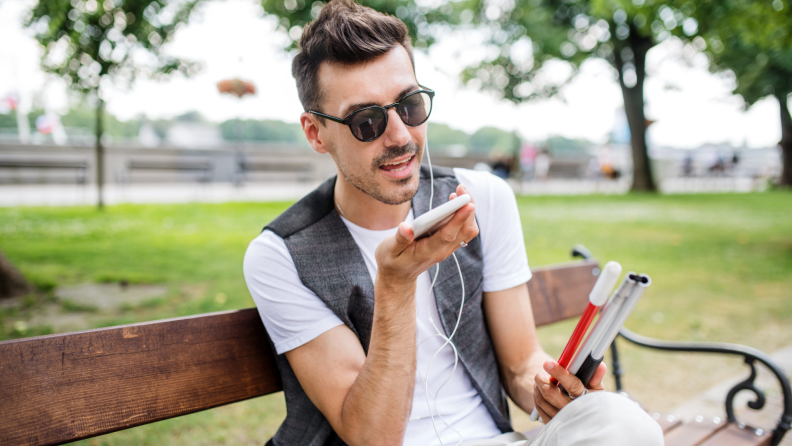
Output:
(0, 142), (495, 186)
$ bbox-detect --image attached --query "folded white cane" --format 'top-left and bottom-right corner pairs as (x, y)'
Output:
(529, 261), (622, 421)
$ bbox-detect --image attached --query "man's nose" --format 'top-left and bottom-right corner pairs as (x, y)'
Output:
(380, 107), (411, 148)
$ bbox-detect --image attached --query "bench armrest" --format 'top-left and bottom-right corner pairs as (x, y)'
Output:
(618, 327), (792, 446)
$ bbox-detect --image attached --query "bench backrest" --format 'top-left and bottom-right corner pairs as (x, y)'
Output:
(0, 259), (599, 446)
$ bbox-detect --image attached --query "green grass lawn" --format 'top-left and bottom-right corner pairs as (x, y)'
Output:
(1, 191), (790, 444)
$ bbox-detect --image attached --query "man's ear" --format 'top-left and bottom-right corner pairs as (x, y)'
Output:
(301, 112), (329, 155)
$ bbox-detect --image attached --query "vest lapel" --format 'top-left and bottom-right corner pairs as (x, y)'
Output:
(276, 181), (376, 354)
(412, 167), (484, 337)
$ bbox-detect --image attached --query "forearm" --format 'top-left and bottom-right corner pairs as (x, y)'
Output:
(337, 277), (417, 446)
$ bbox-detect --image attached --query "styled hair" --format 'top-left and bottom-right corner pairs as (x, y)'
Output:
(292, 0), (414, 116)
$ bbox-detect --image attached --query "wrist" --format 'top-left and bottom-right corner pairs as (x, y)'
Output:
(375, 271), (418, 294)
(374, 273), (418, 320)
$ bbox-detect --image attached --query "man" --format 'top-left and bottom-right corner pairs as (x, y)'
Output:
(243, 1), (664, 445)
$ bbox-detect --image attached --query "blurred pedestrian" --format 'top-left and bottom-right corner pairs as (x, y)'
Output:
(520, 144), (538, 181)
(682, 153), (693, 177)
(535, 150), (551, 181)
(491, 155), (509, 179)
(597, 146), (619, 179)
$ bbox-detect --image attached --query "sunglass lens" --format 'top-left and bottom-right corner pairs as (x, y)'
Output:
(398, 92), (431, 126)
(350, 109), (386, 141)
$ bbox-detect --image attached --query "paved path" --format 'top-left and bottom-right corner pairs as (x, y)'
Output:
(0, 177), (769, 207)
(0, 182), (323, 206)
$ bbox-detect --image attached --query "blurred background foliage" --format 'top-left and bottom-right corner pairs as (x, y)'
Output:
(26, 0), (204, 207)
(26, 0), (203, 92)
(259, 0), (792, 188)
(690, 0), (792, 184)
(0, 107), (538, 153)
(19, 0), (792, 189)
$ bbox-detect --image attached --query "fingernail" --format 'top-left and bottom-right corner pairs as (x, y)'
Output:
(544, 361), (554, 371)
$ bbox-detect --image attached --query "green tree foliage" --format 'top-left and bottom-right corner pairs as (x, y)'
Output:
(686, 0), (792, 185)
(469, 126), (518, 155)
(0, 106), (139, 139)
(546, 135), (592, 155)
(261, 0), (437, 49)
(26, 0), (202, 208)
(427, 122), (470, 146)
(60, 105), (141, 138)
(219, 118), (307, 144)
(0, 112), (26, 130)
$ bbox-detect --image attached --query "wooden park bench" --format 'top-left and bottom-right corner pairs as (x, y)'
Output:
(234, 158), (315, 186)
(1, 247), (789, 446)
(0, 159), (88, 184)
(121, 159), (213, 184)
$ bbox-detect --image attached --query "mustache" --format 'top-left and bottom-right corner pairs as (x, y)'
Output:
(372, 141), (421, 170)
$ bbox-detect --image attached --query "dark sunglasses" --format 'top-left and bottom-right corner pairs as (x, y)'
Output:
(310, 87), (435, 142)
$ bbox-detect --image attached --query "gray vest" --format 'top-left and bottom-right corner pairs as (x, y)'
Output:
(264, 165), (511, 446)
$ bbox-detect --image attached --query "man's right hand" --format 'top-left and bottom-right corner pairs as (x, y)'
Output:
(288, 187), (478, 446)
(375, 186), (479, 289)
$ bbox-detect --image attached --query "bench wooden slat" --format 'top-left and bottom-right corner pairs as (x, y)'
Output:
(696, 423), (772, 446)
(0, 309), (280, 446)
(0, 260), (597, 446)
(663, 418), (727, 446)
(528, 260), (599, 327)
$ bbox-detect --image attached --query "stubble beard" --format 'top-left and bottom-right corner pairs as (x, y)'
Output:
(335, 140), (423, 206)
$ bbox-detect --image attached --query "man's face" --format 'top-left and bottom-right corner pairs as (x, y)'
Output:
(311, 45), (425, 205)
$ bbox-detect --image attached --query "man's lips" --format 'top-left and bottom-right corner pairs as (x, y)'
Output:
(378, 155), (415, 179)
(379, 154), (414, 172)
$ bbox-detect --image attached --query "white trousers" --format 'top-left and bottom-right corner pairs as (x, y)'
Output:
(459, 392), (664, 446)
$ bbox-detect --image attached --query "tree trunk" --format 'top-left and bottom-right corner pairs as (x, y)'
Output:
(0, 250), (33, 299)
(614, 29), (656, 192)
(778, 92), (792, 187)
(95, 97), (105, 210)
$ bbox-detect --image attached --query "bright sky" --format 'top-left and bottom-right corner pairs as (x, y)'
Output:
(0, 0), (783, 148)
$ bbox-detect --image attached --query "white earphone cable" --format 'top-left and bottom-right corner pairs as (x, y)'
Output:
(420, 139), (467, 446)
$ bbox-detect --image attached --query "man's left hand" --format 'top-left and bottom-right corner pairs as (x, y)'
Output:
(533, 360), (607, 423)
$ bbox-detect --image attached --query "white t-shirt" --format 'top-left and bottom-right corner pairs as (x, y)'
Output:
(243, 168), (531, 445)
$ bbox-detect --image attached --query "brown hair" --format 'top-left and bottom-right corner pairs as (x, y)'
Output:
(292, 0), (414, 117)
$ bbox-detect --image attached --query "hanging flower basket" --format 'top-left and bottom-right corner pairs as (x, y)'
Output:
(217, 78), (256, 98)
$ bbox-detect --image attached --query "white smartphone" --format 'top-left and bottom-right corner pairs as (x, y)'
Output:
(411, 194), (472, 240)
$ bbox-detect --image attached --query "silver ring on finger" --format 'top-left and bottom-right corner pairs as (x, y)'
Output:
(568, 388), (588, 400)
(460, 241), (468, 248)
